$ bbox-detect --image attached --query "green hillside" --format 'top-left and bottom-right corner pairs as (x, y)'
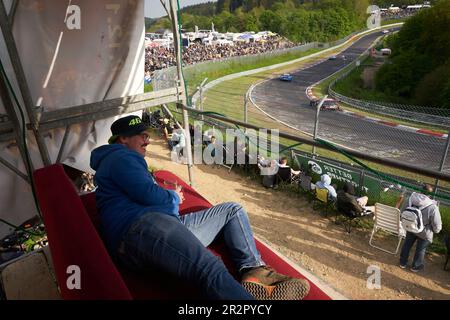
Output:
(145, 17), (155, 30)
(376, 0), (450, 108)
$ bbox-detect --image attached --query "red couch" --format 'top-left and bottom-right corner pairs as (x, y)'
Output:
(33, 164), (332, 300)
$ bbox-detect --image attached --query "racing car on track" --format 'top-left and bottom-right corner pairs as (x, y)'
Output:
(309, 98), (342, 111)
(279, 73), (293, 82)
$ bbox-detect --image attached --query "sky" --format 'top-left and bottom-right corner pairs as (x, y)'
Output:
(145, 0), (216, 18)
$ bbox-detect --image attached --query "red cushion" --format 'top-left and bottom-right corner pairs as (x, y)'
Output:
(33, 164), (132, 300)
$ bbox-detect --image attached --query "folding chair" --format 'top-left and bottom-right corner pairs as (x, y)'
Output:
(209, 144), (233, 172)
(369, 203), (404, 255)
(219, 145), (234, 173)
(290, 171), (301, 184)
(335, 209), (365, 234)
(275, 166), (299, 185)
(313, 188), (332, 217)
(299, 173), (314, 202)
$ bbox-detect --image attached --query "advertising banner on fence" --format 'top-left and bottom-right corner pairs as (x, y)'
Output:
(293, 151), (382, 199)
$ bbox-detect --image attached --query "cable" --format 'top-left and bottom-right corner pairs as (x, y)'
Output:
(0, 218), (44, 237)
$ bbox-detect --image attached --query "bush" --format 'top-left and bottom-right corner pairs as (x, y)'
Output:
(441, 206), (450, 235)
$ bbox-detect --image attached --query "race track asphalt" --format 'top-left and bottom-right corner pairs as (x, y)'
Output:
(250, 28), (448, 171)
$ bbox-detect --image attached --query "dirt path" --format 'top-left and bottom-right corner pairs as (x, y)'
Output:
(146, 135), (450, 300)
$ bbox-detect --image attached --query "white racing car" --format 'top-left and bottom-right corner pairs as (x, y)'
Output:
(309, 98), (342, 111)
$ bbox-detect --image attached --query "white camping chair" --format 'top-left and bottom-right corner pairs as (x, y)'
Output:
(369, 203), (405, 255)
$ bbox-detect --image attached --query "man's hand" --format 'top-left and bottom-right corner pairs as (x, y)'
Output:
(395, 194), (405, 209)
(175, 185), (185, 204)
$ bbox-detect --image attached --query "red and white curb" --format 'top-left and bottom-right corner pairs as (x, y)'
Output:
(305, 86), (448, 140)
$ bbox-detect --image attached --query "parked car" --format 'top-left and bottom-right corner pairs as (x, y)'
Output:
(279, 73), (293, 82)
(309, 98), (341, 111)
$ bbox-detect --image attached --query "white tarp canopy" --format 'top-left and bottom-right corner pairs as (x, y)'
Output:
(0, 0), (145, 238)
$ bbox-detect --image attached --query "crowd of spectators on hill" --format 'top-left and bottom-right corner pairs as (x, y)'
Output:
(144, 35), (296, 76)
(380, 7), (426, 20)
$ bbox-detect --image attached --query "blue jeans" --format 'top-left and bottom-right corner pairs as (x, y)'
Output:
(117, 202), (263, 299)
(400, 232), (431, 270)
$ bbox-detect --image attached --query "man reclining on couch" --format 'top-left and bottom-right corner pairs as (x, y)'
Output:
(89, 115), (310, 300)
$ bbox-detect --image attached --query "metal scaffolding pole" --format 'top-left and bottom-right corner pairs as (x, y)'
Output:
(312, 95), (327, 155)
(169, 0), (194, 186)
(0, 1), (51, 166)
(434, 128), (450, 196)
(7, 0), (18, 26)
(0, 65), (33, 183)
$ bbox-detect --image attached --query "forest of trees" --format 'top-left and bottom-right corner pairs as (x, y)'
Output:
(147, 0), (447, 107)
(149, 1), (438, 43)
(149, 0), (439, 38)
(181, 1), (218, 16)
(375, 0), (450, 108)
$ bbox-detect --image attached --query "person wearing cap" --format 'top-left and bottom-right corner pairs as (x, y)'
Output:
(89, 115), (310, 300)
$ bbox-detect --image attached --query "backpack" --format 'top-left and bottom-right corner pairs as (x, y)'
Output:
(400, 203), (432, 234)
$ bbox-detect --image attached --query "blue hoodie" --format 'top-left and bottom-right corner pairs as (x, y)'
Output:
(90, 144), (180, 255)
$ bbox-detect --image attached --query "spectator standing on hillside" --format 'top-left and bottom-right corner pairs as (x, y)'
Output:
(398, 184), (442, 272)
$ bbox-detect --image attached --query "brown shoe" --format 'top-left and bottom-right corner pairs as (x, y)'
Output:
(241, 266), (310, 300)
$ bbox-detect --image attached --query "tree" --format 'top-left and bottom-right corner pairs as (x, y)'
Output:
(259, 10), (284, 34)
(152, 0), (381, 44)
(375, 0), (450, 107)
(414, 63), (450, 107)
(245, 13), (260, 31)
(283, 9), (310, 42)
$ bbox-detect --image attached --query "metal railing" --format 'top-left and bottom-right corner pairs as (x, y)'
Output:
(169, 105), (450, 182)
(328, 64), (450, 128)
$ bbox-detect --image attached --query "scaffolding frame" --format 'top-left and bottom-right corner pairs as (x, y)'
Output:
(0, 0), (194, 186)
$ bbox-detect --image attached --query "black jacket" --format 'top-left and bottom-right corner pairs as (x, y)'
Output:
(336, 190), (363, 218)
